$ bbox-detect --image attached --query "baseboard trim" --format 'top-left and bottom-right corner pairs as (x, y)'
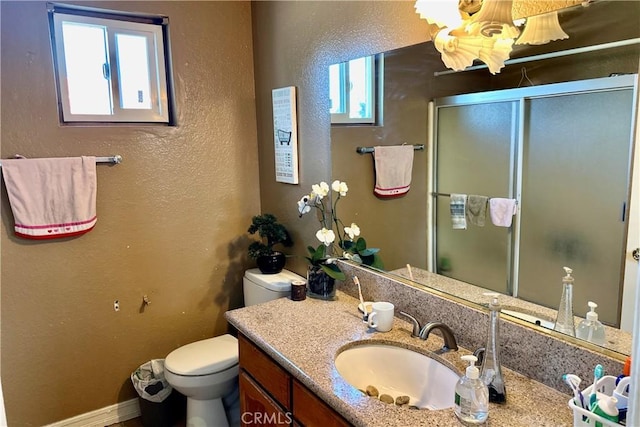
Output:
(44, 398), (141, 427)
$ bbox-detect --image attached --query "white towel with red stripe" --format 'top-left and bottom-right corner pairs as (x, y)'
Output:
(373, 145), (414, 198)
(1, 156), (97, 239)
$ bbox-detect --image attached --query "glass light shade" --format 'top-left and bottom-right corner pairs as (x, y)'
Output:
(478, 37), (514, 74)
(467, 0), (520, 38)
(515, 11), (569, 45)
(414, 0), (463, 29)
(433, 28), (483, 71)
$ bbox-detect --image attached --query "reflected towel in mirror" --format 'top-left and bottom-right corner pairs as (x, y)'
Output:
(489, 198), (517, 227)
(450, 194), (467, 229)
(373, 145), (414, 198)
(466, 195), (489, 226)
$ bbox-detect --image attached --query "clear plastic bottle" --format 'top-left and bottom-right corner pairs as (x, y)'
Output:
(480, 293), (506, 403)
(454, 355), (489, 425)
(576, 301), (606, 346)
(554, 266), (576, 336)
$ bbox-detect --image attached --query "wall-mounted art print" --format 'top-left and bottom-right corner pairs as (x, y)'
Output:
(272, 86), (299, 184)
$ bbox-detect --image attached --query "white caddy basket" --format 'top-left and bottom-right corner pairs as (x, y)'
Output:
(568, 376), (625, 427)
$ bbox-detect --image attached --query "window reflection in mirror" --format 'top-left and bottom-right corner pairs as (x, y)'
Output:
(329, 55), (379, 124)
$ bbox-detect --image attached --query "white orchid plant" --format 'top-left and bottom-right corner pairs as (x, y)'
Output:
(297, 180), (383, 280)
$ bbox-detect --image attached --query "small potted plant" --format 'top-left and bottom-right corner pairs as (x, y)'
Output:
(248, 213), (293, 274)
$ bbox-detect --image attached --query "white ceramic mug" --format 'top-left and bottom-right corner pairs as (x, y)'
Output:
(367, 302), (395, 332)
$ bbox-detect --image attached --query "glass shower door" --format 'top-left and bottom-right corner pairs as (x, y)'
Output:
(435, 101), (517, 294)
(517, 89), (634, 326)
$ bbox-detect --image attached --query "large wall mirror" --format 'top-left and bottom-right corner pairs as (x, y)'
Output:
(331, 0), (639, 357)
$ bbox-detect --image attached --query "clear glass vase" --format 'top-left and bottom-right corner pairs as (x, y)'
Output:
(554, 280), (575, 336)
(306, 265), (336, 300)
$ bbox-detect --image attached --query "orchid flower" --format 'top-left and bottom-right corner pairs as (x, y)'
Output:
(316, 228), (335, 246)
(344, 223), (360, 240)
(331, 180), (348, 197)
(311, 182), (329, 199)
(297, 195), (312, 217)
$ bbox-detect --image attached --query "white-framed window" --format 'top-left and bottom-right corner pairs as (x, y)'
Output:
(329, 54), (381, 125)
(48, 3), (175, 124)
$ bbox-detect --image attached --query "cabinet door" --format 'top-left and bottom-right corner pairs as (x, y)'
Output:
(240, 371), (293, 427)
(239, 334), (291, 409)
(292, 379), (351, 427)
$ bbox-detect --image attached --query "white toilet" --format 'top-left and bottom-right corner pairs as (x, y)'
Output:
(164, 268), (304, 427)
(242, 268), (304, 306)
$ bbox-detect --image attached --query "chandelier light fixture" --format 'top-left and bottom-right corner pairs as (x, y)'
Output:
(433, 27), (483, 71)
(416, 0), (582, 74)
(466, 0), (520, 38)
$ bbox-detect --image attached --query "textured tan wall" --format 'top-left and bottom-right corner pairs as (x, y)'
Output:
(1, 1), (258, 425)
(251, 1), (427, 276)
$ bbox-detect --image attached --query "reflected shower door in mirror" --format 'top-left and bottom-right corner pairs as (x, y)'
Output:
(435, 101), (515, 296)
(433, 76), (636, 328)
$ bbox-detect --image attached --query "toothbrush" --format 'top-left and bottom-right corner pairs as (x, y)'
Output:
(353, 276), (367, 321)
(589, 364), (604, 410)
(406, 264), (414, 281)
(562, 374), (586, 409)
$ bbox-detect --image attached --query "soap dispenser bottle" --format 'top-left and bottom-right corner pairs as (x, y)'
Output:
(576, 301), (606, 346)
(554, 266), (576, 337)
(480, 293), (506, 403)
(454, 355), (489, 425)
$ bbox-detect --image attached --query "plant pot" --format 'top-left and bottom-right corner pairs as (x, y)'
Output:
(307, 265), (336, 300)
(256, 252), (286, 274)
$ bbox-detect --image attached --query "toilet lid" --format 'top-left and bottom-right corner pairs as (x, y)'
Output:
(165, 334), (238, 376)
(244, 268), (304, 292)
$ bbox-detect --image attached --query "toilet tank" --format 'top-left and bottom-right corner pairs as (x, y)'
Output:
(243, 268), (305, 306)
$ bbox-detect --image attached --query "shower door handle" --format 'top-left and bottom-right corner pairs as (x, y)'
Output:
(633, 248), (639, 262)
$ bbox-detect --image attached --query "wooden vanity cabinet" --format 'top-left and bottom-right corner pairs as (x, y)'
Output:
(238, 333), (350, 427)
(292, 379), (350, 427)
(239, 371), (292, 426)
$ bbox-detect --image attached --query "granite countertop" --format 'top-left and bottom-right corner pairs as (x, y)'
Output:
(389, 266), (632, 356)
(225, 291), (575, 427)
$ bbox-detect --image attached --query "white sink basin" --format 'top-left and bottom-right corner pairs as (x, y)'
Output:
(334, 343), (460, 410)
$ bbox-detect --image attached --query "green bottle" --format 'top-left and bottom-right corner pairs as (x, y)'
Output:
(591, 395), (619, 427)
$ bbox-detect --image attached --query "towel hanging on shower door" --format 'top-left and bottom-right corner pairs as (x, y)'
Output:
(450, 194), (468, 230)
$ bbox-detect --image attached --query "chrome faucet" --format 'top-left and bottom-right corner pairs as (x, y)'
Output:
(420, 322), (458, 351)
(399, 312), (458, 352)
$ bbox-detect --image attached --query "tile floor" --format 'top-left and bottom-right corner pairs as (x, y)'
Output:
(106, 395), (186, 427)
